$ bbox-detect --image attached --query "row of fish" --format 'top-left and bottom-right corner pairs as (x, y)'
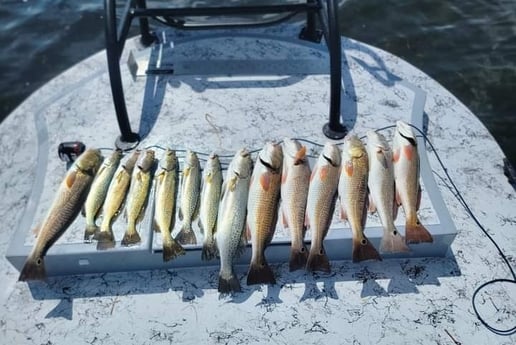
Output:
(18, 120), (433, 287)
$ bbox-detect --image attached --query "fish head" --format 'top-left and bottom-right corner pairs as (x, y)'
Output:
(258, 141), (283, 173)
(106, 149), (124, 166)
(366, 131), (392, 168)
(161, 149), (177, 171)
(320, 142), (341, 167)
(343, 134), (366, 160)
(76, 148), (103, 175)
(124, 149), (142, 171)
(205, 152), (221, 172)
(185, 150), (200, 169)
(394, 120), (417, 147)
(232, 148), (253, 179)
(138, 150), (155, 172)
(282, 138), (307, 166)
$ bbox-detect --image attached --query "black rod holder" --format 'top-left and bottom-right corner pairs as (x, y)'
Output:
(135, 0), (156, 46)
(323, 0), (347, 139)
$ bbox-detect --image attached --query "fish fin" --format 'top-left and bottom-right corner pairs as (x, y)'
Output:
(245, 222), (251, 242)
(228, 176), (237, 192)
(84, 225), (99, 242)
(205, 171), (213, 183)
(153, 219), (161, 233)
(201, 239), (217, 261)
(340, 204), (348, 221)
(178, 207), (183, 221)
(416, 184), (422, 211)
(65, 170), (77, 188)
(393, 201), (399, 220)
(281, 208), (289, 229)
(395, 187), (402, 206)
(344, 160), (353, 177)
(163, 237), (185, 262)
(236, 229), (248, 257)
(392, 148), (401, 163)
(198, 219), (204, 235)
(175, 224), (197, 245)
(306, 246), (331, 273)
(18, 255), (46, 282)
(352, 237), (382, 263)
(81, 205), (86, 217)
(136, 170), (143, 183)
(405, 219), (433, 244)
(295, 146), (307, 164)
(368, 194), (376, 214)
(403, 145), (414, 161)
(304, 212), (310, 229)
(380, 229), (410, 253)
(289, 246), (308, 272)
(32, 225), (41, 237)
(183, 166), (191, 177)
(310, 166), (317, 182)
(121, 228), (141, 246)
(96, 231), (116, 250)
(218, 273), (241, 294)
(192, 197), (200, 221)
(319, 165), (329, 181)
(247, 258), (276, 286)
(379, 151), (388, 169)
(115, 170), (125, 183)
(135, 205), (147, 225)
(259, 173), (271, 191)
(281, 169), (287, 184)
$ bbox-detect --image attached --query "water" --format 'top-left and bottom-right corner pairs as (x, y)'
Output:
(0, 0), (514, 165)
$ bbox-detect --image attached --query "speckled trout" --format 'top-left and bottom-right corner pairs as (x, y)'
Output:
(366, 131), (409, 253)
(339, 135), (381, 263)
(153, 149), (185, 261)
(83, 149), (123, 241)
(280, 138), (311, 271)
(215, 149), (253, 294)
(122, 150), (155, 246)
(247, 142), (283, 286)
(392, 120), (433, 244)
(19, 149), (102, 281)
(199, 153), (222, 261)
(176, 150), (201, 245)
(305, 143), (341, 273)
(96, 150), (141, 250)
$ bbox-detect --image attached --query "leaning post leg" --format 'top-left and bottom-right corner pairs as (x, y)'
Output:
(135, 0), (157, 46)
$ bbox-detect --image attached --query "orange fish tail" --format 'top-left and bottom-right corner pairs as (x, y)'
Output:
(246, 257), (276, 285)
(405, 220), (433, 244)
(96, 231), (116, 250)
(305, 246), (331, 273)
(18, 255), (46, 281)
(289, 246), (308, 272)
(380, 229), (410, 254)
(352, 237), (382, 263)
(218, 273), (242, 294)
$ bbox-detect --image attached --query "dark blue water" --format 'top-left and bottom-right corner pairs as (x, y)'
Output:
(1, 1), (514, 165)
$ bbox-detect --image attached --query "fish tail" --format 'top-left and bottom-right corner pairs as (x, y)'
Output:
(352, 237), (382, 263)
(380, 228), (410, 254)
(218, 272), (242, 294)
(305, 246), (331, 273)
(201, 239), (218, 261)
(405, 219), (433, 244)
(246, 257), (276, 286)
(162, 237), (185, 262)
(84, 224), (99, 242)
(96, 231), (116, 250)
(175, 223), (197, 245)
(289, 246), (308, 272)
(18, 255), (46, 281)
(121, 223), (141, 246)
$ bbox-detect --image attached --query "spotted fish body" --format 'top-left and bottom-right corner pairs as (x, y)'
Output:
(122, 150), (155, 246)
(199, 153), (223, 261)
(19, 149), (103, 281)
(154, 149), (185, 261)
(215, 149), (253, 294)
(392, 120), (433, 244)
(366, 131), (409, 253)
(96, 150), (141, 250)
(246, 142), (283, 286)
(176, 150), (201, 245)
(83, 149), (123, 241)
(339, 135), (381, 263)
(305, 143), (341, 273)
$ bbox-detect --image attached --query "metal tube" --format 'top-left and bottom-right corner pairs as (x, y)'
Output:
(135, 0), (156, 46)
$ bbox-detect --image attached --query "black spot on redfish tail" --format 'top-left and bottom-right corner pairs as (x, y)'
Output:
(163, 239), (185, 262)
(352, 237), (382, 263)
(19, 255), (46, 282)
(96, 231), (116, 251)
(247, 259), (276, 286)
(289, 246), (308, 272)
(218, 274), (242, 294)
(305, 247), (331, 273)
(379, 230), (410, 254)
(405, 220), (433, 244)
(175, 224), (197, 245)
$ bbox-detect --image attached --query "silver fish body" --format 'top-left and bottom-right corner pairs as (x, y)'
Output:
(176, 150), (201, 245)
(19, 149), (103, 281)
(215, 149), (253, 294)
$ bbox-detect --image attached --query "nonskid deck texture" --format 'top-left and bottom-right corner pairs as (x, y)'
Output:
(0, 24), (514, 343)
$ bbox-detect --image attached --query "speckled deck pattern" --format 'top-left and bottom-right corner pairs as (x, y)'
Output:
(0, 23), (514, 344)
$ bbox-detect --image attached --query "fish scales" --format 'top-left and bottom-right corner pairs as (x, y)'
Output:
(176, 150), (201, 245)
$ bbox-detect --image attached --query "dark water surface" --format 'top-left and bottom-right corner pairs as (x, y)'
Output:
(0, 1), (514, 165)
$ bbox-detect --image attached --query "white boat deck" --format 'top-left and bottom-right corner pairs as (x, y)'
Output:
(0, 23), (514, 343)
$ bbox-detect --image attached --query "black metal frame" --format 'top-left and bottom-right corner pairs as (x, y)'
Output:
(104, 0), (347, 149)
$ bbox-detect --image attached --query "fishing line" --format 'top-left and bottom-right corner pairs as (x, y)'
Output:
(398, 123), (516, 336)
